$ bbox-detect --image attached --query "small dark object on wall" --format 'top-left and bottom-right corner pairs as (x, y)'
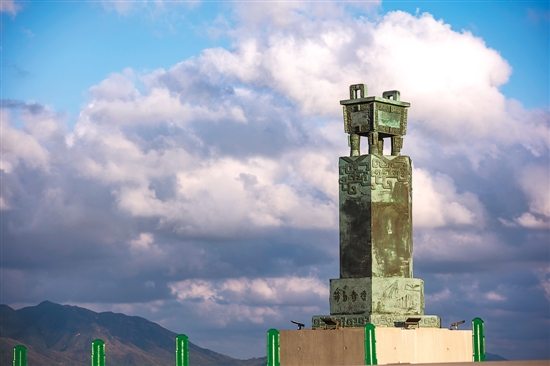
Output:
(291, 320), (305, 330)
(450, 320), (465, 330)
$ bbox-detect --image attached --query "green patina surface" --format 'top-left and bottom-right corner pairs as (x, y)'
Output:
(312, 84), (440, 329)
(339, 154), (413, 279)
(341, 85), (409, 157)
(329, 278), (424, 316)
(311, 314), (441, 329)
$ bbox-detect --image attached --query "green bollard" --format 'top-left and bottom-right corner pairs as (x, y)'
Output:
(13, 345), (27, 366)
(176, 334), (189, 366)
(266, 328), (280, 366)
(472, 317), (486, 362)
(364, 323), (377, 365)
(91, 339), (105, 366)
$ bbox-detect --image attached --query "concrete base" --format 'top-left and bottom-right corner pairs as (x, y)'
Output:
(376, 327), (472, 364)
(280, 328), (364, 365)
(280, 327), (472, 365)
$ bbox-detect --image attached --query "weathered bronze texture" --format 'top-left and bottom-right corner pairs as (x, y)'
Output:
(312, 314), (441, 329)
(341, 84), (410, 157)
(312, 83), (440, 329)
(339, 154), (413, 279)
(329, 278), (424, 316)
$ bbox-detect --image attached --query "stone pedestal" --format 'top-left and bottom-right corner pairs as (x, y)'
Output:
(329, 277), (424, 316)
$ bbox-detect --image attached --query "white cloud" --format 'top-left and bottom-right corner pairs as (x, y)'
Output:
(425, 287), (451, 303)
(229, 1), (379, 34)
(534, 266), (550, 301)
(506, 100), (550, 156)
(20, 104), (65, 142)
(89, 69), (140, 102)
(459, 281), (508, 303)
(68, 94), (338, 236)
(1, 110), (50, 174)
(129, 232), (155, 250)
(69, 3), (550, 238)
(501, 164), (550, 229)
(415, 230), (508, 264)
(518, 164), (550, 218)
(202, 7), (548, 164)
(0, 197), (11, 210)
(0, 0), (21, 15)
(413, 168), (484, 228)
(4, 0), (547, 265)
(53, 3), (547, 241)
(485, 291), (506, 301)
(170, 276), (329, 305)
(169, 276), (328, 326)
(514, 213), (550, 229)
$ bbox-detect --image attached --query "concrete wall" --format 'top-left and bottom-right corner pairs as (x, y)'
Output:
(280, 327), (473, 365)
(280, 328), (364, 365)
(376, 328), (472, 364)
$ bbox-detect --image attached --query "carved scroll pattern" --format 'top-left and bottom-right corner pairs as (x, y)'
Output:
(312, 315), (440, 328)
(370, 315), (441, 328)
(340, 156), (411, 195)
(339, 156), (370, 195)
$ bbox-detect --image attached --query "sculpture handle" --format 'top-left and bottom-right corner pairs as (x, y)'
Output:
(349, 84), (367, 99)
(382, 90), (400, 101)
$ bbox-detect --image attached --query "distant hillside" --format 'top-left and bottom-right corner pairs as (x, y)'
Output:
(0, 301), (265, 366)
(486, 352), (507, 361)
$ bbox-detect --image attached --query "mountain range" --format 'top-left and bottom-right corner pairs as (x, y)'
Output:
(0, 301), (265, 366)
(1, 300), (507, 365)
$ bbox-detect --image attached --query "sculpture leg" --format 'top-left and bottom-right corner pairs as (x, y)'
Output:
(391, 136), (403, 156)
(368, 132), (379, 155)
(350, 134), (360, 157)
(377, 138), (384, 155)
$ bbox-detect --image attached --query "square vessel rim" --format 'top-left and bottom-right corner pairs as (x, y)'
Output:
(340, 96), (410, 107)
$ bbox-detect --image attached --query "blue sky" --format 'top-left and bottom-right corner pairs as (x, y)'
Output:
(3, 1), (227, 118)
(1, 0), (549, 361)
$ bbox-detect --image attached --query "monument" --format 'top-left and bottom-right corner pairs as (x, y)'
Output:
(272, 84), (478, 366)
(312, 84), (440, 329)
(267, 84), (485, 366)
